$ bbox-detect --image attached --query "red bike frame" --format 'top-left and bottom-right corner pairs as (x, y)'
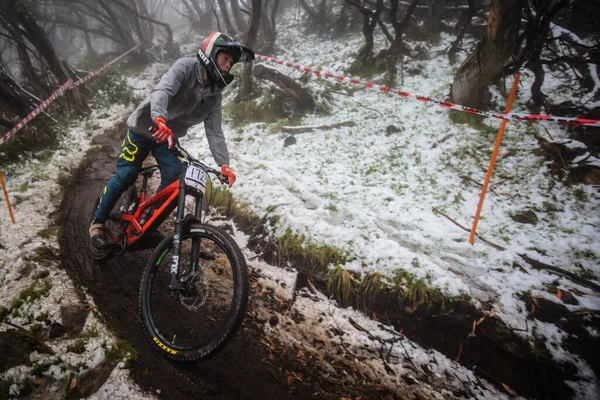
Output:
(105, 180), (180, 247)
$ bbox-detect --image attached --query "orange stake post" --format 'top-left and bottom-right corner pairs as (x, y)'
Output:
(0, 169), (15, 224)
(469, 73), (521, 245)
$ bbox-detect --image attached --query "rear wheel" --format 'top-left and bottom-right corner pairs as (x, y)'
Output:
(139, 223), (248, 362)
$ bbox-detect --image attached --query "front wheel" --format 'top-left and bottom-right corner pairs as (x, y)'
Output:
(139, 223), (249, 362)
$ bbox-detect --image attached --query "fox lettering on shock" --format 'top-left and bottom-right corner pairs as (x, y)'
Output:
(171, 255), (179, 273)
(171, 233), (181, 273)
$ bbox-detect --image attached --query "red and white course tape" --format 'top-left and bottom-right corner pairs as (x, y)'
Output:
(0, 43), (143, 146)
(72, 42), (143, 88)
(0, 79), (73, 145)
(256, 54), (600, 128)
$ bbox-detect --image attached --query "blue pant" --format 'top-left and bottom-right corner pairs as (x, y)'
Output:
(94, 130), (181, 223)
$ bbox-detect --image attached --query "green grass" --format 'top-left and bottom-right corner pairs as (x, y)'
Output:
(573, 187), (588, 202)
(10, 279), (52, 310)
(205, 183), (262, 228)
(26, 245), (61, 263)
(37, 227), (63, 240)
(406, 278), (440, 307)
(327, 266), (359, 305)
(86, 69), (136, 108)
(18, 263), (35, 279)
(276, 229), (348, 272)
(67, 338), (87, 354)
(104, 338), (138, 367)
(0, 375), (16, 398)
(392, 268), (442, 308)
(30, 361), (51, 377)
(360, 272), (387, 308)
(12, 195), (29, 207)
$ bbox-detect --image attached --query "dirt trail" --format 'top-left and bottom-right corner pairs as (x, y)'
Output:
(58, 123), (393, 399)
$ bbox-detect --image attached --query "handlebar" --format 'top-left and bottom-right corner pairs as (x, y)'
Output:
(149, 124), (229, 186)
(172, 143), (229, 186)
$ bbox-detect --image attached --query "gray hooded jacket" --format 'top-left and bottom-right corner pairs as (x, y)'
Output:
(127, 57), (229, 166)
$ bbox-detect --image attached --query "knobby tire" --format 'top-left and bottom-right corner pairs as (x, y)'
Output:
(139, 223), (249, 362)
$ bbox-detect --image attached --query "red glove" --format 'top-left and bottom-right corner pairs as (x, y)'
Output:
(221, 165), (236, 188)
(152, 117), (173, 149)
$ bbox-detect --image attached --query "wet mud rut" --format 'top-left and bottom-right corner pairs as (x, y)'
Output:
(59, 123), (393, 399)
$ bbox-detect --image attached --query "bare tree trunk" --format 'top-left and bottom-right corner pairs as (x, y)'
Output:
(180, 0), (198, 22)
(345, 0), (385, 62)
(298, 0), (328, 26)
(423, 0), (447, 38)
(260, 0), (279, 54)
(217, 0), (237, 35)
(5, 21), (48, 97)
(98, 0), (136, 48)
(383, 0), (420, 85)
(136, 0), (154, 44)
(450, 0), (525, 108)
(448, 0), (476, 62)
(0, 64), (36, 119)
(189, 0), (206, 20)
(239, 0), (261, 100)
(5, 0), (89, 115)
(510, 0), (572, 106)
(82, 28), (97, 59)
(198, 0), (214, 30)
(230, 0), (247, 33)
(112, 0), (173, 46)
(152, 0), (169, 19)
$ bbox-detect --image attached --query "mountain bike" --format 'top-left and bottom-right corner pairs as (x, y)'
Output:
(89, 143), (249, 362)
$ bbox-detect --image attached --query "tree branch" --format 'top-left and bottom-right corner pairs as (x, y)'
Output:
(431, 207), (600, 292)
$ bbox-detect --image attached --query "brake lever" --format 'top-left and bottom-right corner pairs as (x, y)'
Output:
(217, 173), (230, 186)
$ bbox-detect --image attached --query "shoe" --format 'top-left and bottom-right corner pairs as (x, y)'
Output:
(89, 222), (110, 249)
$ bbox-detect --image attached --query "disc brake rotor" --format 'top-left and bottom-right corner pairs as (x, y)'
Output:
(179, 272), (210, 311)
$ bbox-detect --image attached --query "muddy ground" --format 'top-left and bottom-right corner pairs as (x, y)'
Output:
(57, 124), (396, 399)
(55, 121), (600, 399)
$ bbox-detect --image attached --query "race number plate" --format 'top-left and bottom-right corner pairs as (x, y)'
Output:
(185, 164), (207, 193)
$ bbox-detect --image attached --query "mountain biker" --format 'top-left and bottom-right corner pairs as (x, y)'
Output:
(89, 32), (254, 251)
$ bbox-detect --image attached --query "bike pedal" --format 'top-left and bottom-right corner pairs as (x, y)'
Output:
(89, 243), (114, 262)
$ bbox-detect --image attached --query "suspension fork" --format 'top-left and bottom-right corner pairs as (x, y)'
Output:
(189, 194), (204, 274)
(169, 160), (189, 293)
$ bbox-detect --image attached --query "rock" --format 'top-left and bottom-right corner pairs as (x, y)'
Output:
(386, 125), (401, 136)
(584, 168), (600, 185)
(284, 136), (297, 147)
(66, 361), (117, 400)
(60, 305), (90, 336)
(48, 322), (67, 339)
(511, 209), (538, 225)
(91, 135), (108, 145)
(559, 289), (579, 305)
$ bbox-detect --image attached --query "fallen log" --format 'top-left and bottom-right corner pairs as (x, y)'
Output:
(253, 64), (314, 109)
(280, 121), (357, 134)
